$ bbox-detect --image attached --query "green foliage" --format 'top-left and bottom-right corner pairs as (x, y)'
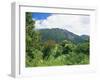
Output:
(75, 42), (89, 55)
(26, 12), (90, 67)
(26, 12), (42, 67)
(42, 40), (56, 59)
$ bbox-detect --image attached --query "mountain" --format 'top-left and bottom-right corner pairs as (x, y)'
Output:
(38, 28), (89, 44)
(80, 35), (89, 41)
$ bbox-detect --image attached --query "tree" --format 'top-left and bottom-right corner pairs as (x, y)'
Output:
(61, 40), (72, 54)
(26, 12), (42, 67)
(42, 40), (56, 59)
(75, 42), (89, 55)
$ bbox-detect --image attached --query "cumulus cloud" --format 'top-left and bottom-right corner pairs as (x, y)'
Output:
(34, 14), (90, 35)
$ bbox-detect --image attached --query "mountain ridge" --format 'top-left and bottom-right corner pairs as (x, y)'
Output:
(38, 28), (89, 44)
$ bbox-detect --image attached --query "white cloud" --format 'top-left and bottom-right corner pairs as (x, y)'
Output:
(34, 14), (90, 35)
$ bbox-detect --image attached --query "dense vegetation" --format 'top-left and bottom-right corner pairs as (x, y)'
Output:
(26, 12), (90, 67)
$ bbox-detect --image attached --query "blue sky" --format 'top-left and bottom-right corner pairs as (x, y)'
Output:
(32, 12), (90, 35)
(32, 13), (52, 20)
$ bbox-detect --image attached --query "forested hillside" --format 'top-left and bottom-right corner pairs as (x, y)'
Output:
(39, 28), (89, 44)
(26, 12), (89, 67)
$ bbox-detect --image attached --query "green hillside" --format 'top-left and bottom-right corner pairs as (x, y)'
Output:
(39, 28), (89, 44)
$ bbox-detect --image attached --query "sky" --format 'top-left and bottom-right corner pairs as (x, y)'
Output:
(32, 13), (90, 35)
